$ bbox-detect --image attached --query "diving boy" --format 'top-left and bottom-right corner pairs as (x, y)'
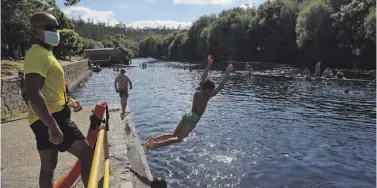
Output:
(144, 55), (233, 150)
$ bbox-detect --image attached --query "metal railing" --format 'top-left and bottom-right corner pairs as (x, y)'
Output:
(88, 104), (110, 188)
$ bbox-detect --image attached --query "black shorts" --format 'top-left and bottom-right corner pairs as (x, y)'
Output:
(30, 109), (85, 152)
(119, 88), (129, 98)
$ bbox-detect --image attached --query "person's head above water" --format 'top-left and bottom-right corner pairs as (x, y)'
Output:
(120, 69), (126, 74)
(30, 12), (60, 48)
(150, 177), (167, 188)
(200, 79), (215, 92)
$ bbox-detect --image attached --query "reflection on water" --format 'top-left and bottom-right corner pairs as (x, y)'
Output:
(71, 59), (376, 188)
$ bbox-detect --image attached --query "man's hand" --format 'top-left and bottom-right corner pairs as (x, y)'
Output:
(207, 55), (213, 66)
(72, 100), (82, 112)
(48, 123), (63, 145)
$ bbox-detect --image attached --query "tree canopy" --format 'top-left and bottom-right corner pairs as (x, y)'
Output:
(1, 0), (375, 69)
(138, 0), (376, 69)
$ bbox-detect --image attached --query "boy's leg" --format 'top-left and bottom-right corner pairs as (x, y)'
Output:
(147, 134), (174, 143)
(145, 121), (185, 144)
(148, 124), (192, 150)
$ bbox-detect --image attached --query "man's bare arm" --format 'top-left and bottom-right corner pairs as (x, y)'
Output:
(211, 72), (231, 97)
(25, 73), (57, 128)
(114, 77), (118, 91)
(127, 76), (133, 89)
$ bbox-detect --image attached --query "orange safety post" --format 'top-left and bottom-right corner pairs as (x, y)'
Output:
(54, 102), (108, 188)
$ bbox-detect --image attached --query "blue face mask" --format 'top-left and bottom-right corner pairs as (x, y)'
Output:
(44, 30), (60, 46)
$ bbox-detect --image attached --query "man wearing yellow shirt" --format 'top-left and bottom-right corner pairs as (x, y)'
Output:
(24, 12), (93, 188)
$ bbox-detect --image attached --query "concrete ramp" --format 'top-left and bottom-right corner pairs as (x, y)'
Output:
(108, 108), (152, 188)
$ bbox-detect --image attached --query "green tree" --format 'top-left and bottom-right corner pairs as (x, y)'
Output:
(296, 0), (335, 64)
(83, 38), (103, 49)
(55, 29), (83, 60)
(168, 32), (188, 60)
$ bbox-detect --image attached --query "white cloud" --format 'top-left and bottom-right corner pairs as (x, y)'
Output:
(62, 6), (119, 26)
(127, 20), (192, 29)
(173, 0), (232, 5)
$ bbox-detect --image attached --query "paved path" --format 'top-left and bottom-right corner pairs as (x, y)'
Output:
(1, 106), (150, 188)
(1, 108), (92, 187)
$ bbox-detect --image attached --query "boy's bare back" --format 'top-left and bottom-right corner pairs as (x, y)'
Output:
(191, 90), (212, 117)
(191, 56), (233, 117)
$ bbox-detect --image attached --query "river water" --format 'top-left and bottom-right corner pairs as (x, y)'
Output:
(71, 58), (376, 188)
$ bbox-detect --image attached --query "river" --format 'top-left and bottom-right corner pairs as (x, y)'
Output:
(71, 58), (376, 188)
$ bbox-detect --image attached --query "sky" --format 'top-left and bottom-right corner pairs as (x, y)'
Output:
(56, 0), (264, 28)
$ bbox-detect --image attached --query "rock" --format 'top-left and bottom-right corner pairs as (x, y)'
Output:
(11, 94), (19, 101)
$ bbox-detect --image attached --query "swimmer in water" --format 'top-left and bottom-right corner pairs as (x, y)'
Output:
(335, 71), (346, 79)
(245, 62), (253, 78)
(322, 67), (333, 78)
(303, 68), (311, 77)
(315, 61), (322, 77)
(143, 55), (233, 150)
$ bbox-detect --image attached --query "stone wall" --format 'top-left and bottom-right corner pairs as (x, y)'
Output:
(1, 59), (90, 120)
(62, 60), (90, 87)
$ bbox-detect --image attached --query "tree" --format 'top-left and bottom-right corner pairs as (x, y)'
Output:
(332, 0), (376, 68)
(296, 0), (335, 64)
(83, 38), (103, 50)
(54, 29), (83, 60)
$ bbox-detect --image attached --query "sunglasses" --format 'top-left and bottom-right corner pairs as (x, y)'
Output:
(34, 24), (60, 31)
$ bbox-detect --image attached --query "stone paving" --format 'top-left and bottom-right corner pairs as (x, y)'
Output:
(1, 106), (151, 188)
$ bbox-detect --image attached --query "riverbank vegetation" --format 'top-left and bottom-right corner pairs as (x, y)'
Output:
(1, 0), (176, 61)
(1, 0), (375, 70)
(138, 0), (376, 69)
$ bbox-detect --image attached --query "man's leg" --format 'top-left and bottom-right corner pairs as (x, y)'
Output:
(124, 96), (128, 113)
(55, 114), (93, 187)
(121, 96), (126, 114)
(38, 148), (58, 188)
(67, 140), (93, 187)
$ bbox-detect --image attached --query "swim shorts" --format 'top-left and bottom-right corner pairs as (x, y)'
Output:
(30, 109), (85, 152)
(180, 111), (200, 130)
(119, 88), (129, 98)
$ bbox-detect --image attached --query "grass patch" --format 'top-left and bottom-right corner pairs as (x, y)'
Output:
(1, 60), (24, 77)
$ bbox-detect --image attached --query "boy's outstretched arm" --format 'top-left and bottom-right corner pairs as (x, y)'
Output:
(126, 164), (152, 186)
(211, 63), (233, 97)
(199, 55), (213, 85)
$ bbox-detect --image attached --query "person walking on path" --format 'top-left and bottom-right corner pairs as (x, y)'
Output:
(24, 12), (93, 188)
(114, 68), (133, 116)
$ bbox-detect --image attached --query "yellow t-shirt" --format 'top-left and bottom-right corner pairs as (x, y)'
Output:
(24, 44), (66, 125)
